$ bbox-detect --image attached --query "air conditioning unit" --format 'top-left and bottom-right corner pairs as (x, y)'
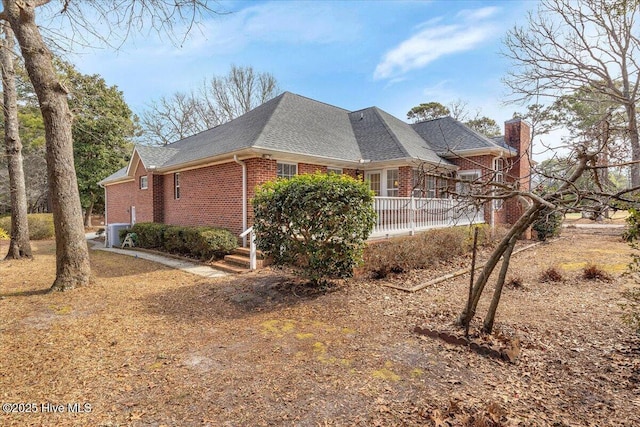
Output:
(106, 223), (131, 248)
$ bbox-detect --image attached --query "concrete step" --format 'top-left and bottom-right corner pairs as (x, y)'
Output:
(224, 253), (252, 268)
(233, 247), (265, 259)
(211, 260), (249, 274)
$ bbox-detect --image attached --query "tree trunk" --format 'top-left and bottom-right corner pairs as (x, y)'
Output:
(457, 152), (593, 330)
(4, 1), (91, 290)
(482, 236), (517, 334)
(456, 202), (541, 328)
(626, 102), (640, 188)
(1, 22), (32, 260)
(84, 196), (94, 228)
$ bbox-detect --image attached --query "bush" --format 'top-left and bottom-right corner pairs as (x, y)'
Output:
(532, 207), (563, 241)
(363, 225), (491, 279)
(539, 267), (564, 283)
(182, 227), (237, 259)
(122, 222), (236, 260)
(253, 173), (376, 285)
(118, 227), (133, 242)
(131, 222), (166, 248)
(582, 263), (612, 282)
(506, 276), (524, 289)
(155, 225), (236, 260)
(0, 213), (54, 240)
(0, 227), (9, 240)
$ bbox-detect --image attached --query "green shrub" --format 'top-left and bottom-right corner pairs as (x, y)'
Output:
(0, 213), (54, 240)
(363, 225), (491, 278)
(151, 225), (236, 260)
(0, 227), (9, 240)
(132, 222), (167, 248)
(188, 228), (237, 259)
(532, 207), (563, 241)
(125, 223), (236, 259)
(253, 173), (376, 285)
(118, 227), (132, 242)
(163, 226), (188, 253)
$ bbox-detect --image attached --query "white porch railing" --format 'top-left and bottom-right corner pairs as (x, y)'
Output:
(371, 196), (484, 238)
(239, 226), (257, 270)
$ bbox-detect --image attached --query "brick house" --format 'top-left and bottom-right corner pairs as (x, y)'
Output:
(99, 92), (531, 241)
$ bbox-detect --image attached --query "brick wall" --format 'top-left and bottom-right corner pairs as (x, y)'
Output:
(133, 159), (154, 223)
(107, 152), (536, 236)
(398, 166), (413, 197)
(105, 157), (153, 224)
(105, 180), (135, 224)
(504, 119), (532, 226)
(162, 162), (245, 235)
(298, 163), (326, 175)
(246, 158), (278, 230)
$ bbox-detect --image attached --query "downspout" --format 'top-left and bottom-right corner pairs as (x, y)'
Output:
(99, 182), (108, 247)
(233, 155), (247, 247)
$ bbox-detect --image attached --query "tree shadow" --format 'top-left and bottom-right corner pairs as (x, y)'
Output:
(0, 288), (50, 298)
(143, 271), (342, 322)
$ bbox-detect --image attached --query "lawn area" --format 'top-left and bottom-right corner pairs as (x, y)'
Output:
(0, 228), (639, 426)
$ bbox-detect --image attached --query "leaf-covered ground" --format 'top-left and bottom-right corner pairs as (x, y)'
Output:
(0, 226), (638, 426)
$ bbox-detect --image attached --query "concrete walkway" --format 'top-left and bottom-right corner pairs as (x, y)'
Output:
(85, 232), (229, 278)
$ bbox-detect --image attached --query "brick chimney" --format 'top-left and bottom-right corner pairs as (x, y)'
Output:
(504, 119), (533, 237)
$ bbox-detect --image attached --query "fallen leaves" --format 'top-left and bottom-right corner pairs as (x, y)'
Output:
(0, 230), (638, 426)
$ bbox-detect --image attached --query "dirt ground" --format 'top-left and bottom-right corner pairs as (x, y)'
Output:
(0, 225), (638, 426)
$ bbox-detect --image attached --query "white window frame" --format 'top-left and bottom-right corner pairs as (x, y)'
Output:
(174, 172), (181, 200)
(386, 169), (399, 197)
(365, 170), (382, 196)
(412, 169), (438, 198)
(277, 162), (297, 179)
(457, 170), (481, 196)
(493, 157), (505, 210)
(139, 175), (148, 190)
(327, 167), (343, 175)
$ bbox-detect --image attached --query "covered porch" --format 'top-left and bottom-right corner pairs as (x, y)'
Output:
(369, 196), (485, 239)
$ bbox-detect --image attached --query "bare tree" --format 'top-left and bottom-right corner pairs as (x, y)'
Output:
(0, 0), (220, 291)
(1, 21), (31, 258)
(451, 136), (640, 334)
(140, 65), (281, 145)
(503, 0), (640, 186)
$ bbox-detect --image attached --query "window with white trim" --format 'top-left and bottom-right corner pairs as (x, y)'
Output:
(139, 175), (148, 190)
(493, 158), (505, 184)
(412, 169), (437, 198)
(277, 162), (297, 179)
(493, 157), (505, 210)
(386, 169), (399, 197)
(174, 173), (181, 199)
(457, 170), (481, 196)
(365, 171), (381, 196)
(327, 167), (342, 175)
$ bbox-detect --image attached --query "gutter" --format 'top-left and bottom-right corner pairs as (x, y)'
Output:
(98, 181), (108, 247)
(233, 155), (248, 247)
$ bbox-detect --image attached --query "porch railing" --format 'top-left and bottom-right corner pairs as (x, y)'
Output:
(371, 196), (484, 238)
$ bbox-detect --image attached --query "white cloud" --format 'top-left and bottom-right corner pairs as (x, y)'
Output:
(374, 7), (500, 80)
(173, 1), (362, 56)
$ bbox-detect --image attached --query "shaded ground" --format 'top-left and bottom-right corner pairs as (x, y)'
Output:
(0, 226), (638, 426)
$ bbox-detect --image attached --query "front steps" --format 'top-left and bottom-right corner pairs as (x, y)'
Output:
(212, 247), (265, 274)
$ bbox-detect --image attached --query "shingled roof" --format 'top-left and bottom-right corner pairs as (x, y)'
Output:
(102, 92), (514, 185)
(411, 116), (515, 156)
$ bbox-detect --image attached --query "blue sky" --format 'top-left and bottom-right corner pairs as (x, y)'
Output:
(66, 0), (536, 138)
